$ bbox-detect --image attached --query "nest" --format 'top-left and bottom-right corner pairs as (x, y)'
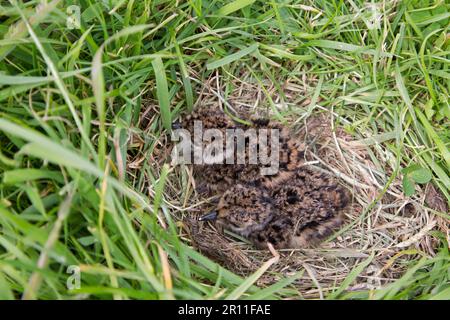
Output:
(133, 73), (448, 299)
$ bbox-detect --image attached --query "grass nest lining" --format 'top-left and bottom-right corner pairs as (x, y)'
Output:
(136, 74), (448, 299)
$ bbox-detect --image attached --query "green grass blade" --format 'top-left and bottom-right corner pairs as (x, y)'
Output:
(225, 253), (279, 300)
(207, 43), (258, 70)
(217, 0), (256, 17)
(152, 57), (172, 131)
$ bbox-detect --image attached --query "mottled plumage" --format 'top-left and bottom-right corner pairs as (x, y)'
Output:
(177, 107), (352, 249)
(178, 109), (307, 195)
(214, 167), (350, 249)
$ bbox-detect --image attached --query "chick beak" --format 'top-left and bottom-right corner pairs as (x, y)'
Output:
(171, 121), (182, 130)
(199, 211), (218, 222)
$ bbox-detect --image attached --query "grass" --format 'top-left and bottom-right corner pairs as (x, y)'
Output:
(0, 0), (449, 300)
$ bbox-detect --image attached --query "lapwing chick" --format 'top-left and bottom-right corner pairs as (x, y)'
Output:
(176, 107), (352, 249)
(199, 168), (351, 249)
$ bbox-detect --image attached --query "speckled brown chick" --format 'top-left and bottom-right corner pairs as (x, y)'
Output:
(202, 167), (351, 249)
(178, 108), (352, 249)
(268, 167), (351, 248)
(176, 110), (307, 195)
(176, 108), (305, 196)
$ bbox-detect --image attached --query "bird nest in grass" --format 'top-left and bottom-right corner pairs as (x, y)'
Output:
(135, 78), (448, 299)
